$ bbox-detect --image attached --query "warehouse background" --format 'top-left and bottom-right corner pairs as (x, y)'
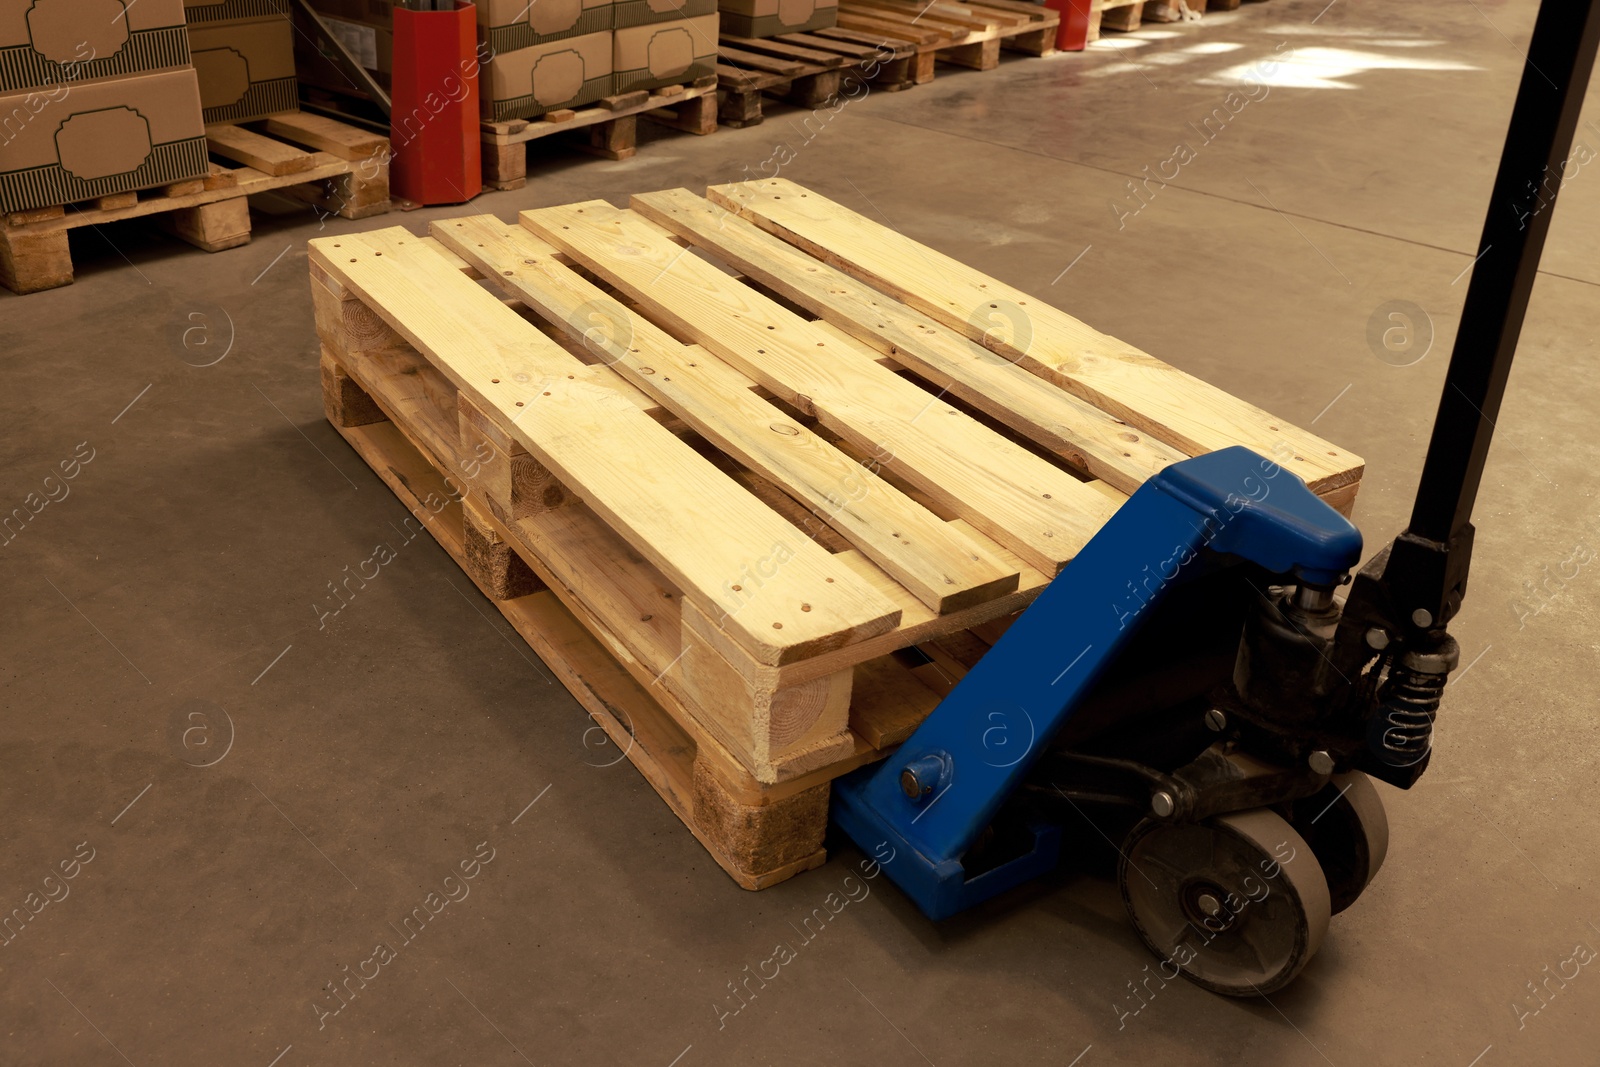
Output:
(2, 0), (1599, 1063)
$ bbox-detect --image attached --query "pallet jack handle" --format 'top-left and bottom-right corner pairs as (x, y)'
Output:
(1388, 0), (1600, 627)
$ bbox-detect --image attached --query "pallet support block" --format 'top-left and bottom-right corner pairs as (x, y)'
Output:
(784, 69), (842, 107)
(158, 196), (253, 253)
(0, 215), (72, 294)
(691, 758), (830, 883)
(458, 396), (579, 520)
(320, 348), (389, 428)
(585, 115), (639, 161)
(463, 499), (545, 600)
(669, 607), (857, 782)
(946, 36), (1002, 70)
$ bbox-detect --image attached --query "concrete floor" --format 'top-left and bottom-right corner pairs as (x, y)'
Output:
(4, 0), (1599, 1062)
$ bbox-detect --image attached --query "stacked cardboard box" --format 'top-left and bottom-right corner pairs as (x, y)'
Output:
(478, 0), (615, 122)
(717, 0), (835, 38)
(612, 0), (716, 98)
(297, 0), (719, 123)
(0, 0), (209, 214)
(183, 0), (298, 124)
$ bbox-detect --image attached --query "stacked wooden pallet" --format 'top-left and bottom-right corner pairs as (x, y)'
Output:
(309, 178), (1361, 889)
(834, 0), (1059, 82)
(480, 78), (719, 192)
(716, 30), (921, 128)
(0, 114), (388, 296)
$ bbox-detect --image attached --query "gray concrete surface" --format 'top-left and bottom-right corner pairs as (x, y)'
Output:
(3, 0), (1598, 1063)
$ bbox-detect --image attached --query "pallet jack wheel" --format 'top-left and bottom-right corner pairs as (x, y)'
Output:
(1118, 809), (1331, 996)
(1288, 770), (1390, 915)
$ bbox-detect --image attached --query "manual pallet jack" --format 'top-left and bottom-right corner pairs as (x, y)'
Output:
(831, 0), (1600, 994)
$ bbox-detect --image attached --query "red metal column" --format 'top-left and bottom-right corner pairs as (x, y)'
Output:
(389, 2), (483, 205)
(1044, 0), (1094, 51)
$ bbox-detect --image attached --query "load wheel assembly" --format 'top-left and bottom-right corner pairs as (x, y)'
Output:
(1289, 771), (1390, 915)
(1118, 809), (1331, 996)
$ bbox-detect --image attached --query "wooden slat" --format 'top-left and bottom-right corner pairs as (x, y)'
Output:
(308, 227), (900, 665)
(709, 178), (1363, 494)
(430, 215), (1020, 615)
(779, 32), (883, 58)
(205, 123), (314, 176)
(720, 34), (847, 66)
(633, 188), (1188, 494)
(834, 13), (949, 44)
(716, 44), (809, 75)
(810, 25), (921, 53)
(260, 113), (387, 160)
(520, 201), (1119, 575)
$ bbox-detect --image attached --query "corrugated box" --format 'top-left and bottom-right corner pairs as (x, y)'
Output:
(0, 66), (209, 213)
(183, 0), (290, 24)
(190, 14), (298, 123)
(612, 13), (714, 95)
(478, 0), (612, 55)
(613, 0), (715, 30)
(716, 0), (834, 38)
(482, 29), (610, 122)
(1, 0), (192, 92)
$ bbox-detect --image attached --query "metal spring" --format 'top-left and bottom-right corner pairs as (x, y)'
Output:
(1369, 666), (1447, 766)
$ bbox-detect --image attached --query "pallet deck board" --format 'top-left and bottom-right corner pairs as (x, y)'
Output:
(429, 214), (1022, 615)
(521, 199), (1120, 575)
(710, 178), (1362, 494)
(311, 227), (901, 667)
(632, 188), (1190, 494)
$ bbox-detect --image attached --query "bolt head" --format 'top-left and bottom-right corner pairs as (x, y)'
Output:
(1151, 791), (1176, 818)
(1196, 892), (1222, 918)
(1365, 627), (1390, 650)
(899, 768), (923, 799)
(1412, 608), (1434, 629)
(1204, 708), (1227, 732)
(1308, 749), (1335, 775)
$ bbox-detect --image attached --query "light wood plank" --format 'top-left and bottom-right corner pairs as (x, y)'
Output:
(633, 188), (1188, 494)
(261, 113), (388, 161)
(520, 200), (1119, 575)
(429, 214), (1020, 614)
(308, 227), (900, 664)
(708, 178), (1364, 494)
(205, 123), (315, 176)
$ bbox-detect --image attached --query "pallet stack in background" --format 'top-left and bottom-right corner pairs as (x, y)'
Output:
(297, 0), (718, 122)
(0, 0), (209, 214)
(184, 0), (300, 124)
(718, 0), (836, 38)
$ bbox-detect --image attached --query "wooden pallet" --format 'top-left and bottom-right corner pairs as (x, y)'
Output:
(835, 0), (1059, 82)
(307, 179), (1361, 889)
(479, 78), (718, 192)
(0, 113), (388, 295)
(716, 30), (919, 129)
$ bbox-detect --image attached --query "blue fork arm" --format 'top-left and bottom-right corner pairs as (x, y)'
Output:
(831, 447), (1363, 920)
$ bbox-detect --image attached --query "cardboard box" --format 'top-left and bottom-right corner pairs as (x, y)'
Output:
(0, 0), (192, 92)
(613, 0), (715, 31)
(482, 30), (610, 122)
(183, 0), (290, 24)
(613, 13), (714, 95)
(0, 67), (209, 214)
(716, 0), (833, 38)
(478, 0), (612, 55)
(190, 14), (298, 123)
